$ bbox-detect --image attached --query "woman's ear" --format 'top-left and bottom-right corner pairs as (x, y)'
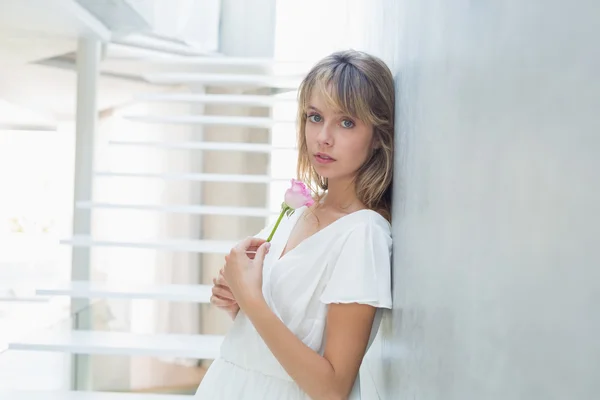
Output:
(372, 136), (382, 150)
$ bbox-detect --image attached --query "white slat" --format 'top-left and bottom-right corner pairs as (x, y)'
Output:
(0, 123), (56, 131)
(0, 296), (49, 303)
(105, 51), (311, 68)
(36, 281), (212, 303)
(61, 236), (235, 254)
(0, 391), (192, 400)
(123, 114), (290, 128)
(106, 43), (214, 60)
(109, 140), (296, 153)
(76, 202), (275, 217)
(0, 286), (50, 302)
(95, 171), (282, 183)
(8, 330), (223, 359)
(135, 93), (296, 107)
(111, 35), (212, 58)
(135, 56), (308, 67)
(143, 73), (301, 89)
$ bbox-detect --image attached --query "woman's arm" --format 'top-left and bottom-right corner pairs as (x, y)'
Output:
(244, 297), (376, 400)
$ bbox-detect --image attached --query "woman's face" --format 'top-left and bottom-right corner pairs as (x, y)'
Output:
(304, 90), (375, 183)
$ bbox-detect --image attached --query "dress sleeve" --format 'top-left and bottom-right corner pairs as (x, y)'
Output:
(319, 220), (393, 309)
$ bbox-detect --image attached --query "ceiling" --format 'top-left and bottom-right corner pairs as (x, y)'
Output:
(0, 0), (292, 126)
(0, 0), (210, 124)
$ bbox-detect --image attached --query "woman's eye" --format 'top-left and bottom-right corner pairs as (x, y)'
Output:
(341, 119), (355, 128)
(308, 114), (322, 123)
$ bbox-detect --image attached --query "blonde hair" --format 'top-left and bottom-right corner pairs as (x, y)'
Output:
(296, 50), (395, 220)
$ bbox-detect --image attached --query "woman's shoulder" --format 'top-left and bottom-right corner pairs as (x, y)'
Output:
(342, 208), (391, 236)
(325, 209), (392, 257)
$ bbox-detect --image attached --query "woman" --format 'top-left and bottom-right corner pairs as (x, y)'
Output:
(195, 50), (395, 400)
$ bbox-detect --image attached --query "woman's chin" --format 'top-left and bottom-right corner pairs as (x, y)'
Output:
(311, 162), (351, 181)
(312, 165), (333, 177)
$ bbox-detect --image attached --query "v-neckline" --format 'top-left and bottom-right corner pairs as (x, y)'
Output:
(276, 207), (382, 262)
(277, 207), (308, 261)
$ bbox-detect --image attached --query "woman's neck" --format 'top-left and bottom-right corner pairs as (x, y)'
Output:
(320, 178), (364, 213)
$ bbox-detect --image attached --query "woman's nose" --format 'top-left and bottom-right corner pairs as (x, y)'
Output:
(317, 123), (333, 146)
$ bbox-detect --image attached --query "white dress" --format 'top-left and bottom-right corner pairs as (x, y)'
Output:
(194, 206), (392, 399)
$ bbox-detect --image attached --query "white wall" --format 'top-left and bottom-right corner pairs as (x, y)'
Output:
(219, 0), (276, 57)
(144, 0), (221, 51)
(374, 1), (600, 398)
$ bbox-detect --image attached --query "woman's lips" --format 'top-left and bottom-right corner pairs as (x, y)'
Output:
(315, 153), (335, 164)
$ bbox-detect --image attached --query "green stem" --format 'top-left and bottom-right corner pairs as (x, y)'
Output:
(266, 207), (288, 242)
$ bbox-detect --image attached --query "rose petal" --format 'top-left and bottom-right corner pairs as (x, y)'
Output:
(284, 179), (314, 209)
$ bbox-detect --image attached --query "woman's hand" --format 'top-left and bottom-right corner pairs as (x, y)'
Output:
(222, 237), (271, 310)
(210, 269), (240, 320)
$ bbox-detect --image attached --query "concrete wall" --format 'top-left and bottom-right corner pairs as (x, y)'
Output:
(369, 1), (600, 398)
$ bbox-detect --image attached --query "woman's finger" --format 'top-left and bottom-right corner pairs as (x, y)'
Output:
(211, 293), (232, 302)
(210, 295), (236, 307)
(213, 282), (233, 293)
(216, 273), (229, 287)
(212, 285), (235, 301)
(212, 282), (232, 294)
(245, 245), (262, 259)
(236, 237), (267, 252)
(213, 276), (231, 293)
(227, 243), (263, 261)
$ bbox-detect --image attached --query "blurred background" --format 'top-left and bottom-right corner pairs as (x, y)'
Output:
(0, 0), (599, 399)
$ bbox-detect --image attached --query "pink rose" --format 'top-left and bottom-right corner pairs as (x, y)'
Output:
(266, 179), (314, 242)
(284, 179), (315, 209)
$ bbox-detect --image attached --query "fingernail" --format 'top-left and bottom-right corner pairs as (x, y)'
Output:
(265, 242), (271, 250)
